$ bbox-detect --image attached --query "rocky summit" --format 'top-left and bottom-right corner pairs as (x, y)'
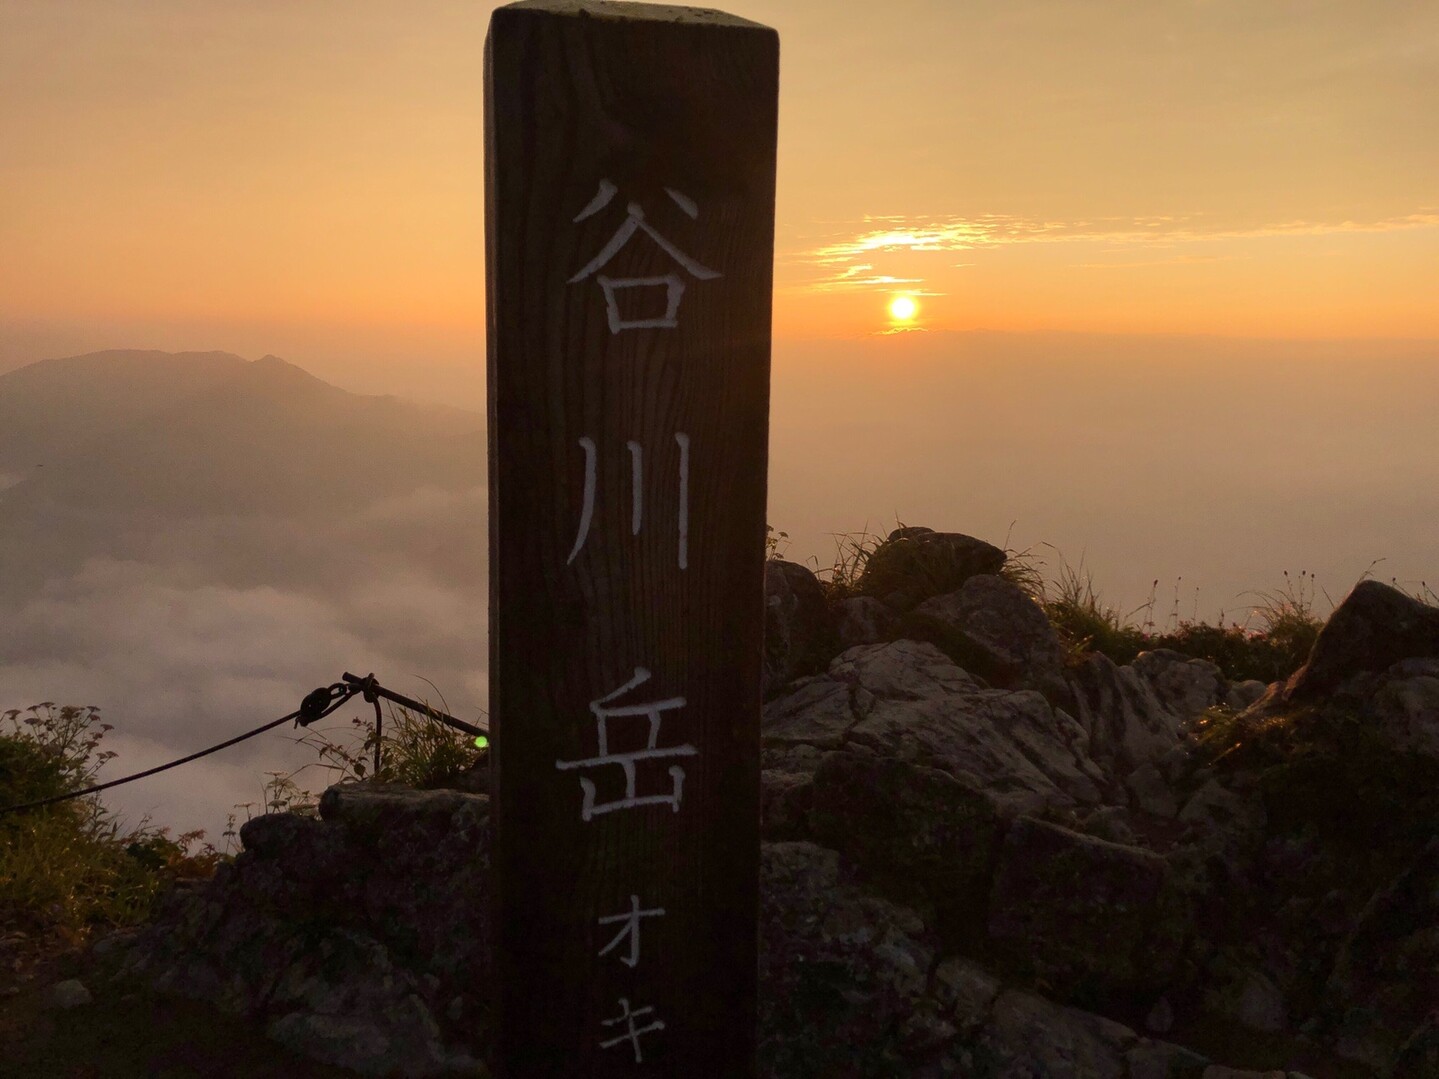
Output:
(95, 528), (1439, 1077)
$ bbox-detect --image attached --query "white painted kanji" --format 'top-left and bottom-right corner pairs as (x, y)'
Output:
(565, 433), (691, 569)
(570, 179), (720, 333)
(555, 667), (697, 821)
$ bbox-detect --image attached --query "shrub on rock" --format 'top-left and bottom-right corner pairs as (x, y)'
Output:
(854, 528), (1006, 612)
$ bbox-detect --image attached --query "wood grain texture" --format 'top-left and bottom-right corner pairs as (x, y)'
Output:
(485, 3), (777, 1075)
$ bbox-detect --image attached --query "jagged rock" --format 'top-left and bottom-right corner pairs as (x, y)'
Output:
(836, 595), (899, 648)
(1233, 969), (1288, 1033)
(1144, 996), (1175, 1034)
(44, 978), (92, 1009)
(978, 989), (1133, 1078)
(758, 841), (935, 1078)
(813, 641), (1108, 815)
(105, 553), (1437, 1078)
(1226, 679), (1268, 712)
(762, 676), (863, 750)
(808, 750), (1005, 947)
(1069, 652), (1189, 778)
(764, 559), (834, 698)
(1080, 805), (1139, 846)
(987, 817), (1189, 999)
(112, 772), (1326, 1078)
(1178, 777), (1267, 852)
(760, 768), (814, 841)
(1368, 658), (1439, 760)
(1326, 837), (1439, 1068)
(930, 956), (1003, 1033)
(1174, 776), (1266, 868)
(1125, 1037), (1210, 1078)
(1390, 1010), (1439, 1079)
(264, 928), (482, 1077)
(1132, 649), (1229, 724)
(855, 528), (1006, 612)
(89, 926), (142, 962)
(1126, 760), (1179, 818)
(911, 574), (1068, 699)
(1284, 580), (1439, 702)
(119, 785), (492, 1077)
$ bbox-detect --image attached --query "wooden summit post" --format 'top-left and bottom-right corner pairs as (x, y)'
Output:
(484, 2), (778, 1075)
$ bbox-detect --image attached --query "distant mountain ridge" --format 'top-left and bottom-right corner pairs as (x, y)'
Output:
(0, 349), (482, 469)
(0, 349), (486, 597)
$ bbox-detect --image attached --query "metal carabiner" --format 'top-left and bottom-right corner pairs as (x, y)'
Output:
(295, 682), (353, 728)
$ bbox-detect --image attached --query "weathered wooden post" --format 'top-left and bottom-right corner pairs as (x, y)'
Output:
(484, 2), (779, 1075)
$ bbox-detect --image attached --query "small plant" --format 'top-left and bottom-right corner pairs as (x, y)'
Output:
(997, 532), (1046, 603)
(816, 526), (888, 601)
(765, 524), (790, 560)
(0, 704), (222, 951)
(275, 694), (485, 798)
(1039, 555), (1151, 667)
(1241, 570), (1325, 673)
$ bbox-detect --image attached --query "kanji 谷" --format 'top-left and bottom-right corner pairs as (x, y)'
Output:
(570, 179), (720, 333)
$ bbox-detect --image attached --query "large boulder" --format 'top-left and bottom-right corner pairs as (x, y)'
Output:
(758, 842), (935, 1078)
(855, 527), (1006, 612)
(910, 574), (1068, 700)
(1069, 653), (1192, 780)
(119, 787), (491, 1077)
(808, 750), (1006, 948)
(835, 595), (899, 649)
(1367, 657), (1439, 761)
(1283, 580), (1439, 703)
(774, 640), (1109, 815)
(1325, 837), (1439, 1070)
(762, 676), (863, 751)
(987, 817), (1190, 1001)
(1131, 650), (1230, 726)
(765, 559), (834, 698)
(109, 779), (1307, 1079)
(977, 990), (1134, 1079)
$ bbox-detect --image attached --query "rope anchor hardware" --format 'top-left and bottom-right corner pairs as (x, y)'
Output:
(0, 673), (488, 817)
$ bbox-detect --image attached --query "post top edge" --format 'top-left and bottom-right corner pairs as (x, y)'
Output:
(493, 0), (773, 32)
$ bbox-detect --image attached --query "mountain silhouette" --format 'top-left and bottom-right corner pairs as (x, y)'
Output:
(0, 350), (485, 597)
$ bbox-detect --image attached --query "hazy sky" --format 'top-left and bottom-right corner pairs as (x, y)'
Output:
(2, 0), (1435, 372)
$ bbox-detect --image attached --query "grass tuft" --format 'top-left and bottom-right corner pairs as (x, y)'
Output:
(0, 705), (221, 962)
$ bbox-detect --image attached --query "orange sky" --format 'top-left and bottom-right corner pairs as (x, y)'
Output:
(1, 0), (1435, 357)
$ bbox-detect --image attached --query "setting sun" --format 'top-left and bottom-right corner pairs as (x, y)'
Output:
(888, 294), (918, 322)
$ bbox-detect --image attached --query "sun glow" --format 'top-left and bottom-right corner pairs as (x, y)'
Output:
(888, 294), (918, 322)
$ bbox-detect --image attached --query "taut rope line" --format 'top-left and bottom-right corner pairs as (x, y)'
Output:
(0, 672), (487, 817)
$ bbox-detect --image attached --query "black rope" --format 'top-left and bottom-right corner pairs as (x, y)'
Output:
(0, 672), (488, 818)
(340, 672), (487, 739)
(0, 682), (357, 818)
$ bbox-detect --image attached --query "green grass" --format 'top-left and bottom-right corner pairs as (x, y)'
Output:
(0, 693), (483, 996)
(0, 705), (221, 960)
(1027, 550), (1329, 682)
(783, 521), (1338, 684)
(263, 695), (486, 816)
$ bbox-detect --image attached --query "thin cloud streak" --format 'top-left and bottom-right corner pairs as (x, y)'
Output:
(795, 210), (1439, 292)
